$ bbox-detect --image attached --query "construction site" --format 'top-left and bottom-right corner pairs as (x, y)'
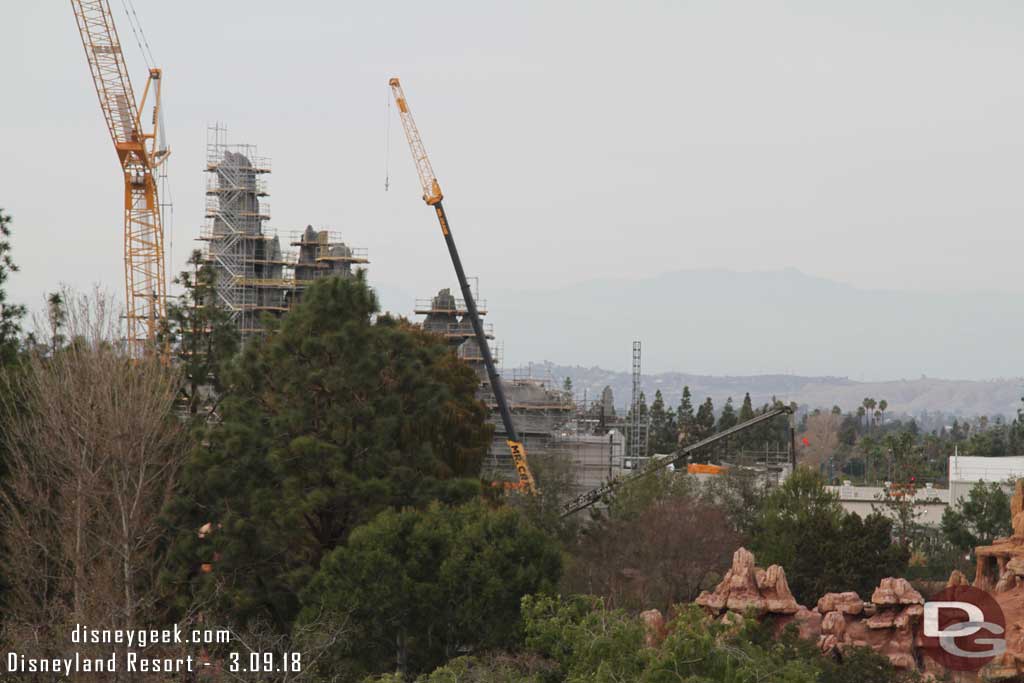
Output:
(54, 0), (805, 507)
(14, 4), (1022, 681)
(200, 125), (369, 338)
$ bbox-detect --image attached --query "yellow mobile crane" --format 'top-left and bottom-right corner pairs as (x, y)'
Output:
(389, 77), (537, 495)
(71, 0), (168, 357)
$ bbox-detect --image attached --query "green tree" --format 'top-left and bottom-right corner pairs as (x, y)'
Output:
(45, 292), (67, 355)
(733, 392), (757, 450)
(1011, 397), (1024, 455)
(751, 468), (907, 603)
(562, 376), (573, 394)
(941, 481), (1012, 554)
(0, 209), (25, 364)
(517, 595), (922, 683)
(864, 397), (877, 431)
(739, 393), (756, 422)
(717, 396), (738, 432)
(162, 274), (491, 629)
(676, 385), (696, 448)
(647, 389), (677, 455)
(966, 424), (1009, 458)
(694, 396), (715, 442)
(161, 249), (239, 417)
(700, 467), (769, 535)
(304, 501), (561, 678)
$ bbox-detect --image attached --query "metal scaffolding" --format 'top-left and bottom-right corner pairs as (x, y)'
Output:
(415, 287), (573, 480)
(198, 125), (368, 339)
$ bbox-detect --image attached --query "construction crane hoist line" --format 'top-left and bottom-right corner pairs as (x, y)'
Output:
(388, 77), (537, 495)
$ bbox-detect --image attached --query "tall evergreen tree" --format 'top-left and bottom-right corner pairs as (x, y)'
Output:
(648, 389), (677, 455)
(676, 385), (696, 448)
(694, 396), (716, 441)
(162, 274), (491, 628)
(739, 392), (755, 422)
(1010, 396), (1024, 455)
(0, 209), (25, 365)
(717, 396), (738, 432)
(161, 249), (239, 417)
(45, 292), (67, 355)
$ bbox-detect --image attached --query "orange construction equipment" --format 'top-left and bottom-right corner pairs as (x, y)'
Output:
(71, 0), (168, 357)
(389, 77), (537, 495)
(687, 463), (727, 475)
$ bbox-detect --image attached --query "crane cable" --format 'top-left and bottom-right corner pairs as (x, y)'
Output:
(120, 0), (155, 68)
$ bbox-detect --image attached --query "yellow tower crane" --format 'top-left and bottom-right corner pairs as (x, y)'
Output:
(389, 77), (537, 495)
(71, 0), (168, 356)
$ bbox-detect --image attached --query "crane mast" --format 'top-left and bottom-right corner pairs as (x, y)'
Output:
(71, 0), (168, 357)
(389, 77), (537, 495)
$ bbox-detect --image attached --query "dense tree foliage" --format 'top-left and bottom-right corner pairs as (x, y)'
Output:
(647, 389), (677, 454)
(304, 501), (562, 678)
(695, 396), (716, 441)
(676, 385), (696, 446)
(389, 595), (922, 683)
(160, 249), (239, 417)
(941, 481), (1013, 554)
(162, 274), (492, 628)
(750, 469), (908, 603)
(0, 209), (25, 365)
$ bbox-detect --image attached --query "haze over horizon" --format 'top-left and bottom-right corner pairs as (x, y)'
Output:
(5, 1), (1024, 382)
(375, 266), (1024, 383)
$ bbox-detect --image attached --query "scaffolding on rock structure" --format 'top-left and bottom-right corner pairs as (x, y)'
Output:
(197, 125), (368, 339)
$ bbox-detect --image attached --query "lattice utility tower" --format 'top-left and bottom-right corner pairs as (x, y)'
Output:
(630, 340), (647, 464)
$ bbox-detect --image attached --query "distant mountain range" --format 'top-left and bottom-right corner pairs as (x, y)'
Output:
(374, 267), (1024, 416)
(513, 362), (1023, 419)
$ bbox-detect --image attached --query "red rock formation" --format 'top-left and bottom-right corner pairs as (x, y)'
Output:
(969, 480), (1024, 679)
(680, 483), (1024, 679)
(695, 547), (799, 617)
(695, 548), (924, 670)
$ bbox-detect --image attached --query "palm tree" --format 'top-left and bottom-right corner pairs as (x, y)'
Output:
(878, 399), (888, 426)
(865, 398), (877, 430)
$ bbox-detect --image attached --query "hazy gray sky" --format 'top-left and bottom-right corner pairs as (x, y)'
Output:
(3, 1), (1023, 375)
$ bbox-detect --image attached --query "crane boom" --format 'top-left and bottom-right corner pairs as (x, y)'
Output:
(71, 0), (168, 357)
(389, 77), (537, 494)
(560, 405), (795, 517)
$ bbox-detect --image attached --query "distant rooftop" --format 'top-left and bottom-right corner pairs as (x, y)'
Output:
(949, 455), (1024, 483)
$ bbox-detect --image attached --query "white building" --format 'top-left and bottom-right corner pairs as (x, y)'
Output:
(947, 455), (1024, 505)
(826, 483), (949, 526)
